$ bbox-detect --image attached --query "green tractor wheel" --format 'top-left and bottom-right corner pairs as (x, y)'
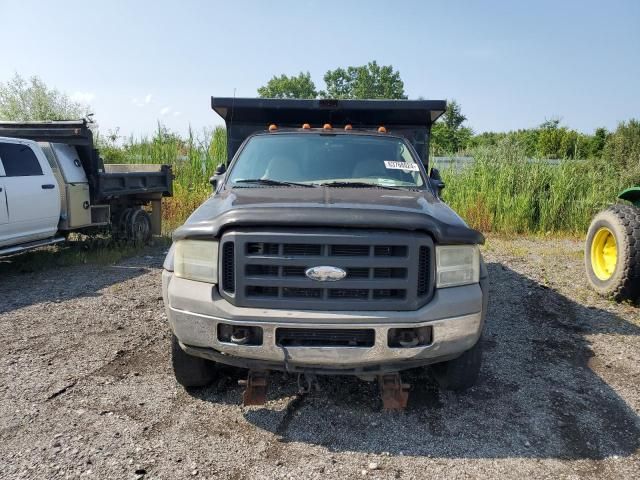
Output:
(585, 204), (640, 303)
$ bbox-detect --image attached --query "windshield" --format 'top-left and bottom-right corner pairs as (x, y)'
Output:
(226, 133), (425, 189)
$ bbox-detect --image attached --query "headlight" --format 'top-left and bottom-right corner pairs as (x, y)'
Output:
(436, 245), (480, 288)
(174, 239), (219, 283)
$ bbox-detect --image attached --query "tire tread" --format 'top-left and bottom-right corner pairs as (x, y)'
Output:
(171, 335), (217, 387)
(608, 205), (640, 302)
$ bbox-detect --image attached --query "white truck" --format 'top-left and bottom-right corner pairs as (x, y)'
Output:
(0, 120), (172, 256)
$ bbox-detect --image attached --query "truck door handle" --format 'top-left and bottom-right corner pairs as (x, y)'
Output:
(0, 187), (2, 192)
(41, 184), (55, 189)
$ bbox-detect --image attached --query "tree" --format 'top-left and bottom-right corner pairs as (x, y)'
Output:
(0, 73), (89, 121)
(589, 127), (609, 158)
(320, 61), (407, 99)
(430, 100), (473, 154)
(535, 119), (585, 159)
(257, 62), (408, 100)
(257, 72), (317, 99)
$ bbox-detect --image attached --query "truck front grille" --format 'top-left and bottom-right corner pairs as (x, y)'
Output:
(219, 228), (434, 311)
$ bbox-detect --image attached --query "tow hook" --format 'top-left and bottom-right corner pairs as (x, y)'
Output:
(378, 373), (410, 411)
(239, 370), (269, 406)
(297, 373), (321, 394)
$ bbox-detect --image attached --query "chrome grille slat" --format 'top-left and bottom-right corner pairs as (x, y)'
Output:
(242, 277), (410, 289)
(238, 256), (408, 268)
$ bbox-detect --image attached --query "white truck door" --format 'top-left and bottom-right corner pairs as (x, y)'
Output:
(0, 159), (7, 225)
(0, 140), (61, 247)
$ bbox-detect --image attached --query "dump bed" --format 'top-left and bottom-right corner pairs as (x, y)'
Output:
(0, 120), (172, 202)
(211, 97), (446, 165)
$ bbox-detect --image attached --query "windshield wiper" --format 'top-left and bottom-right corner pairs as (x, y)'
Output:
(234, 179), (316, 188)
(318, 181), (404, 190)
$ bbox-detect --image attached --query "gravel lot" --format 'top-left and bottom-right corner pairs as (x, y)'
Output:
(1, 236), (639, 479)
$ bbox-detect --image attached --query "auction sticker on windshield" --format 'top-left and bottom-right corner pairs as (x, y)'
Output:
(384, 161), (420, 171)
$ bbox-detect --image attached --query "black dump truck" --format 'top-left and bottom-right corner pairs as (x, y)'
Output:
(162, 98), (488, 410)
(0, 120), (172, 255)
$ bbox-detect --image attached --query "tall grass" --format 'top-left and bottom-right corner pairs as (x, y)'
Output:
(99, 127), (627, 235)
(435, 140), (625, 234)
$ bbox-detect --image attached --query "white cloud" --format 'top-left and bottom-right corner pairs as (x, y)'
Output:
(172, 111), (182, 117)
(71, 91), (95, 103)
(132, 93), (153, 107)
(159, 106), (171, 116)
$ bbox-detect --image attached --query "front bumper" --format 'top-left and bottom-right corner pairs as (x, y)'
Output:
(163, 271), (487, 374)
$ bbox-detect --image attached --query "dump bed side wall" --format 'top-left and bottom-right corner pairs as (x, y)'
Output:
(97, 164), (173, 199)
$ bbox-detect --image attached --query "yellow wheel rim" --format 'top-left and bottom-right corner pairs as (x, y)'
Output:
(590, 227), (618, 280)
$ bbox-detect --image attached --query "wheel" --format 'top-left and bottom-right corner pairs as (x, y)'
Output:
(127, 208), (152, 245)
(171, 335), (217, 387)
(585, 204), (640, 302)
(431, 337), (483, 391)
(112, 207), (133, 241)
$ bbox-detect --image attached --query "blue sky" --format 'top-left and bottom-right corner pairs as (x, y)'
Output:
(1, 0), (638, 138)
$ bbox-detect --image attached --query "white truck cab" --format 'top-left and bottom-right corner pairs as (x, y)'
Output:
(0, 137), (61, 248)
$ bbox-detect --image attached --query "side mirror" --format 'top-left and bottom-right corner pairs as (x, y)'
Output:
(430, 168), (445, 196)
(209, 164), (227, 191)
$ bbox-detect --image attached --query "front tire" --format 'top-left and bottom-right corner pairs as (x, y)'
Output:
(585, 204), (640, 302)
(431, 337), (483, 391)
(171, 335), (217, 387)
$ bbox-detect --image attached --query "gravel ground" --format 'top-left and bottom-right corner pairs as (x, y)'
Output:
(1, 236), (639, 479)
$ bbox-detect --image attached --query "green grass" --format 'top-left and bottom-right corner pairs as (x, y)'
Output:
(99, 127), (629, 235)
(0, 234), (170, 275)
(435, 141), (625, 234)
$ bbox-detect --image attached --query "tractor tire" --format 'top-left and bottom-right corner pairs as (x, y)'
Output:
(585, 204), (640, 303)
(171, 335), (217, 388)
(431, 336), (483, 391)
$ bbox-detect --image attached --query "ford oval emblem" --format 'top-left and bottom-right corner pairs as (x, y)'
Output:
(305, 266), (347, 282)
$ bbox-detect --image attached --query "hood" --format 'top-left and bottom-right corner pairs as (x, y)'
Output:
(173, 186), (484, 244)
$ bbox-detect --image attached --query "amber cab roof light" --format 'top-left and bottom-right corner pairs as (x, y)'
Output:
(323, 123), (333, 130)
(302, 123), (311, 129)
(268, 124), (278, 132)
(344, 124), (353, 130)
(377, 126), (387, 133)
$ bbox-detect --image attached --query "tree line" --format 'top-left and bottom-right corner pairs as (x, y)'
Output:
(256, 63), (639, 176)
